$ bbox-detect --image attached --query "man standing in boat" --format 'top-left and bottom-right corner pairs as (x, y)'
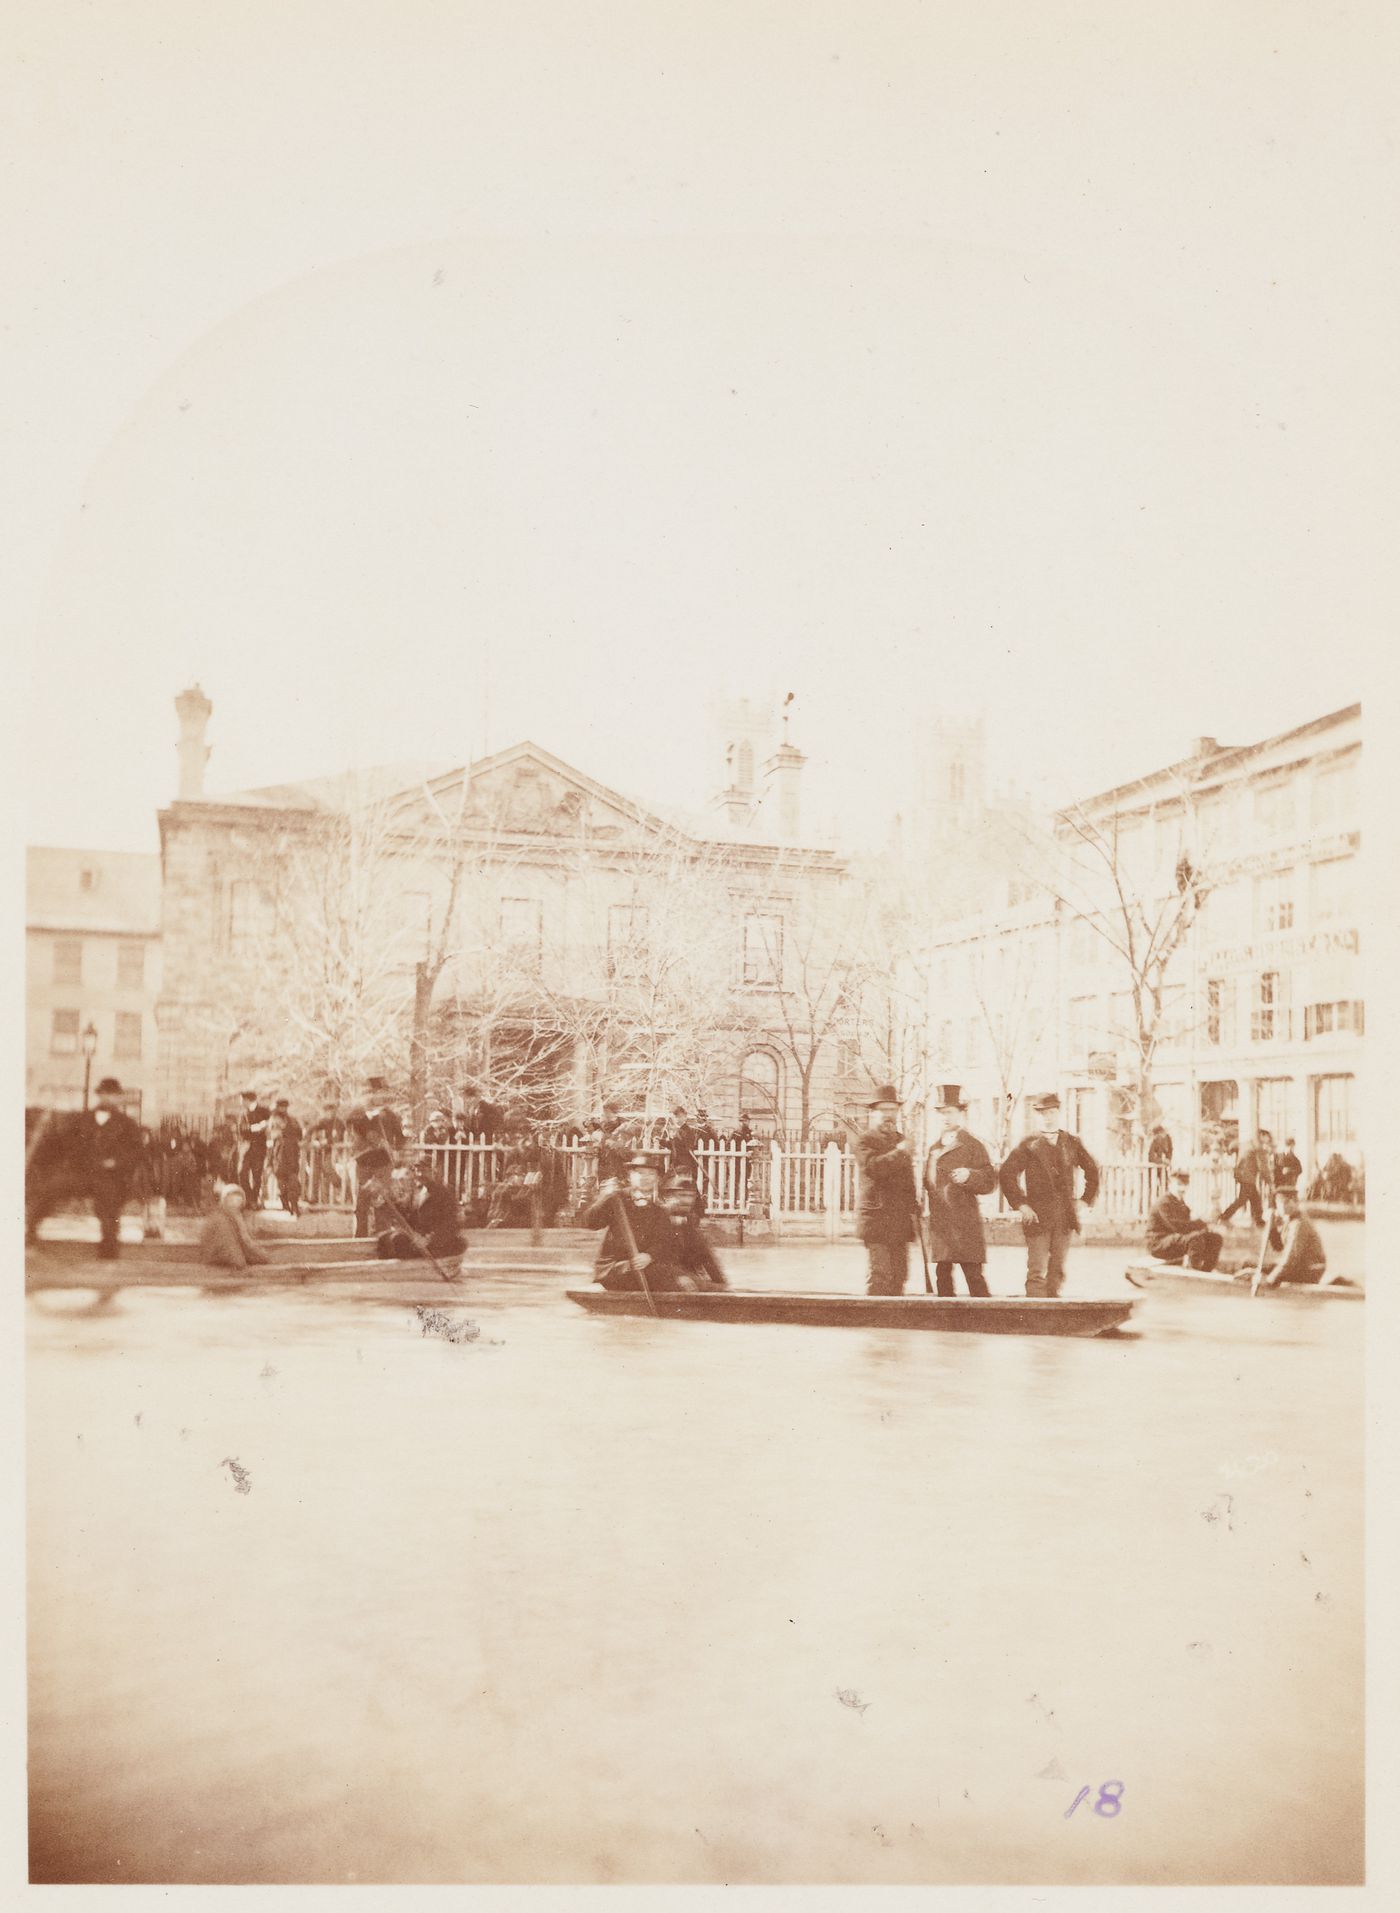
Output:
(922, 1085), (997, 1296)
(854, 1085), (920, 1296)
(999, 1092), (1101, 1297)
(583, 1149), (688, 1291)
(1146, 1168), (1223, 1271)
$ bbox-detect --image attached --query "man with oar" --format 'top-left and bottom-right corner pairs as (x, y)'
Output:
(582, 1150), (689, 1295)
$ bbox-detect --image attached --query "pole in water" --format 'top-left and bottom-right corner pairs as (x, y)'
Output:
(610, 1187), (659, 1318)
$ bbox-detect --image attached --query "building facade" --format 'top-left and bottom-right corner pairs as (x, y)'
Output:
(926, 705), (1362, 1176)
(154, 692), (862, 1134)
(26, 847), (163, 1119)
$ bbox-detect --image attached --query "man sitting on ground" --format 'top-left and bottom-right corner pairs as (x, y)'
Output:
(1146, 1169), (1224, 1272)
(198, 1185), (272, 1270)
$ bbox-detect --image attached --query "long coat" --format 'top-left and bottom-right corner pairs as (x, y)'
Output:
(998, 1131), (1100, 1234)
(923, 1128), (997, 1261)
(854, 1125), (919, 1244)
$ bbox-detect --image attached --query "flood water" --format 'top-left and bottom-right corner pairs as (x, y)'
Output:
(28, 1241), (1363, 1886)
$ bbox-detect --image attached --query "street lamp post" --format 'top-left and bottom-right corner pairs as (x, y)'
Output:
(81, 1021), (98, 1110)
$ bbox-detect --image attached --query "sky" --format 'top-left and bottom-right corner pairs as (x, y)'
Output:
(10, 0), (1391, 856)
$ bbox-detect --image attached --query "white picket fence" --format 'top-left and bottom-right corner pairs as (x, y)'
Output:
(294, 1132), (1237, 1236)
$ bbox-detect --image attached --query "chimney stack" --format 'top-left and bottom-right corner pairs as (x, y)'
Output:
(762, 739), (806, 841)
(175, 684), (212, 799)
(1192, 735), (1220, 759)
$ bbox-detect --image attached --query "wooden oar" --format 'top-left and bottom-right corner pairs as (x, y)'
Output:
(1249, 1199), (1275, 1297)
(609, 1187), (660, 1318)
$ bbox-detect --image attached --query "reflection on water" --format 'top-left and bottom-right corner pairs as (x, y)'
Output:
(28, 1244), (1362, 1885)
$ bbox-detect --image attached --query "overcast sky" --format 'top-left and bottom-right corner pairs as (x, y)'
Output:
(12, 1), (1390, 855)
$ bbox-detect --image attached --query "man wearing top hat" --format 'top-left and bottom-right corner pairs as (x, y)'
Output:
(581, 1149), (689, 1291)
(998, 1092), (1101, 1297)
(853, 1085), (920, 1296)
(922, 1086), (998, 1297)
(41, 1077), (144, 1260)
(345, 1075), (406, 1238)
(236, 1088), (272, 1208)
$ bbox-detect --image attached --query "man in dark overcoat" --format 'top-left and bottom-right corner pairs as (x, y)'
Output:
(1146, 1169), (1223, 1270)
(922, 1085), (997, 1296)
(998, 1093), (1101, 1297)
(40, 1077), (144, 1260)
(853, 1085), (919, 1296)
(236, 1088), (272, 1207)
(581, 1151), (688, 1291)
(376, 1160), (466, 1262)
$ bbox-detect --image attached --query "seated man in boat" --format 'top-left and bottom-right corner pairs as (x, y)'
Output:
(582, 1151), (689, 1292)
(375, 1159), (466, 1262)
(660, 1171), (729, 1289)
(198, 1185), (272, 1270)
(1146, 1169), (1223, 1272)
(1262, 1193), (1330, 1287)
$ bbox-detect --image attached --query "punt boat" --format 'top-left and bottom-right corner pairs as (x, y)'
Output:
(567, 1288), (1134, 1337)
(1124, 1261), (1363, 1303)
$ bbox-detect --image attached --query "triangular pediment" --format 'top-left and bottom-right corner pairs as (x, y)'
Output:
(381, 742), (694, 849)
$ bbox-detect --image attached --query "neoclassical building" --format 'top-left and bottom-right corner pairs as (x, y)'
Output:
(155, 688), (865, 1132)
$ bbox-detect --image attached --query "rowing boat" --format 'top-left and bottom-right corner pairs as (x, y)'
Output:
(566, 1288), (1134, 1337)
(1123, 1261), (1363, 1302)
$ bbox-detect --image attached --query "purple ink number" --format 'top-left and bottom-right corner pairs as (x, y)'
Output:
(1065, 1782), (1124, 1819)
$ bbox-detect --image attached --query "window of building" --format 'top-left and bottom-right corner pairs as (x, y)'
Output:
(52, 938), (82, 986)
(742, 913), (783, 988)
(1310, 857), (1355, 926)
(116, 941), (145, 991)
(1313, 1074), (1356, 1150)
(738, 1050), (782, 1128)
(114, 1012), (143, 1061)
(1303, 1000), (1364, 1040)
(1206, 978), (1236, 1047)
(936, 1020), (955, 1068)
(1068, 914), (1098, 972)
(1250, 971), (1290, 1043)
(50, 1008), (80, 1055)
(607, 904), (648, 979)
(227, 880), (275, 956)
(1254, 1078), (1292, 1141)
(835, 1039), (860, 1080)
(1310, 760), (1357, 833)
(499, 897), (543, 968)
(1253, 781), (1296, 840)
(1067, 996), (1095, 1062)
(1253, 869), (1294, 936)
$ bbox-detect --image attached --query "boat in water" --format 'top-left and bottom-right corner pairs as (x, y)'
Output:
(1124, 1261), (1363, 1303)
(567, 1288), (1134, 1337)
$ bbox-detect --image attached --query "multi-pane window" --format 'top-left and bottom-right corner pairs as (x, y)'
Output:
(1310, 760), (1358, 833)
(1067, 996), (1095, 1062)
(50, 1008), (80, 1055)
(1254, 869), (1294, 936)
(738, 1050), (781, 1126)
(1303, 1001), (1365, 1040)
(1253, 781), (1296, 840)
(1250, 971), (1290, 1042)
(227, 880), (275, 956)
(742, 913), (783, 988)
(607, 904), (648, 978)
(500, 898), (543, 969)
(1206, 978), (1236, 1047)
(116, 941), (145, 990)
(53, 939), (82, 985)
(1313, 1074), (1356, 1149)
(1310, 857), (1355, 926)
(114, 1012), (143, 1060)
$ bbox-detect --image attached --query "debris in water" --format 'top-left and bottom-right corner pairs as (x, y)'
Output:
(836, 1688), (870, 1716)
(222, 1457), (252, 1495)
(414, 1306), (482, 1345)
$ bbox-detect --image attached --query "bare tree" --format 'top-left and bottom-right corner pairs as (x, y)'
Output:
(964, 925), (1057, 1156)
(742, 877), (869, 1141)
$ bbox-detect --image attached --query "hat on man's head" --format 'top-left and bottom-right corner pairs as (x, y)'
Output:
(274, 1097), (290, 1109)
(868, 1084), (902, 1109)
(626, 1150), (665, 1171)
(240, 1088), (258, 1100)
(1032, 1093), (1062, 1113)
(1170, 1168), (1190, 1184)
(94, 1076), (123, 1096)
(933, 1084), (966, 1111)
(363, 1075), (390, 1094)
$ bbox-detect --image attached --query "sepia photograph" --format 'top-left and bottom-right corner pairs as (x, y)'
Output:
(11, 0), (1391, 1895)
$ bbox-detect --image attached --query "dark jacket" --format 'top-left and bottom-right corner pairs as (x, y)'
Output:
(72, 1108), (143, 1186)
(402, 1175), (465, 1255)
(999, 1130), (1100, 1234)
(666, 1214), (729, 1287)
(1275, 1150), (1303, 1192)
(923, 1128), (997, 1262)
(346, 1104), (405, 1175)
(1234, 1145), (1274, 1191)
(581, 1185), (678, 1276)
(273, 1116), (302, 1179)
(1270, 1213), (1327, 1285)
(1147, 1191), (1209, 1259)
(854, 1124), (919, 1244)
(1147, 1130), (1173, 1165)
(238, 1103), (272, 1162)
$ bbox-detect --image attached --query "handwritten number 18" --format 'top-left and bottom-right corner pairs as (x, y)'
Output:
(1065, 1781), (1124, 1820)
